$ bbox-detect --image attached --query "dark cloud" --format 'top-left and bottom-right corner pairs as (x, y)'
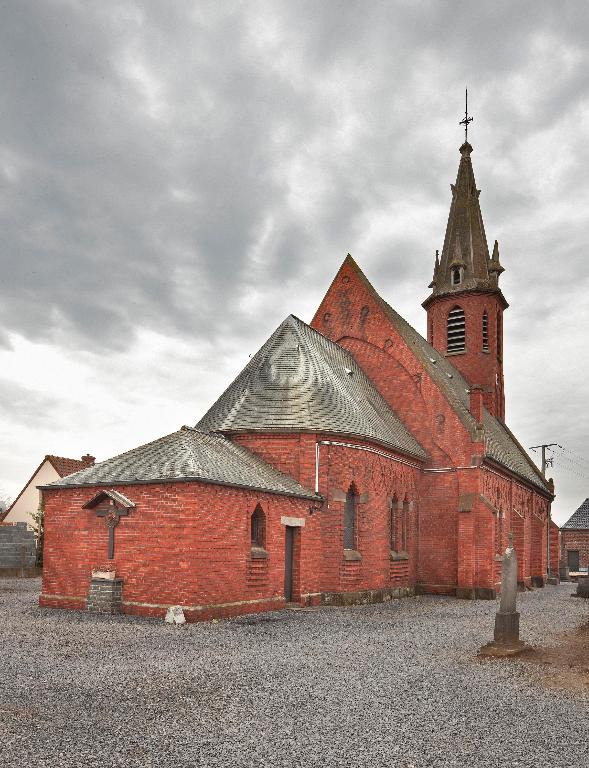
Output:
(1, 1), (588, 521)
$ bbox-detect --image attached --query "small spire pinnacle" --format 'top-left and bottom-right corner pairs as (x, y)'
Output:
(459, 88), (473, 143)
(428, 249), (440, 289)
(489, 239), (505, 279)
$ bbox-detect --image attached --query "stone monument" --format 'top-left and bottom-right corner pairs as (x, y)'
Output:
(480, 533), (529, 657)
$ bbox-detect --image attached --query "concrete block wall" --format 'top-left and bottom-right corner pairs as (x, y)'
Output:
(0, 522), (37, 574)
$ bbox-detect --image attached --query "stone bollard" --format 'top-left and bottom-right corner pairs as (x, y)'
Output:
(574, 576), (589, 599)
(480, 533), (529, 657)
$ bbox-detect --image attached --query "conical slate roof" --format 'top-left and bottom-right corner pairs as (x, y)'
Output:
(562, 499), (589, 530)
(423, 142), (506, 307)
(196, 315), (427, 460)
(41, 427), (317, 499)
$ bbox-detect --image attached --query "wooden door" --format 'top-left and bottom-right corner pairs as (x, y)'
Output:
(284, 526), (294, 602)
(567, 550), (580, 572)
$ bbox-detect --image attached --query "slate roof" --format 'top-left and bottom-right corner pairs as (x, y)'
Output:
(41, 427), (318, 500)
(196, 315), (427, 460)
(343, 257), (549, 493)
(562, 499), (589, 530)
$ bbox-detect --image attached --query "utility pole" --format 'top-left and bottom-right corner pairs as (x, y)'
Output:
(529, 443), (558, 477)
(529, 443), (558, 581)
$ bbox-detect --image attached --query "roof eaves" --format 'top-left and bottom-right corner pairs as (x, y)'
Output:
(482, 457), (553, 498)
(488, 419), (549, 489)
(38, 474), (321, 502)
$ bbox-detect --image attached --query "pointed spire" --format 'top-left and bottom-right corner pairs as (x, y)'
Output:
(423, 142), (507, 308)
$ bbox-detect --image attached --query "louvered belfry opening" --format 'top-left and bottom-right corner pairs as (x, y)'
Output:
(447, 306), (466, 353)
(482, 311), (489, 352)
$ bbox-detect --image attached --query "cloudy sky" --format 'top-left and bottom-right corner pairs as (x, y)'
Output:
(1, 1), (588, 524)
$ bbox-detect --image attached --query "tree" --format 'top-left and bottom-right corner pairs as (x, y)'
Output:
(0, 489), (11, 520)
(32, 499), (45, 567)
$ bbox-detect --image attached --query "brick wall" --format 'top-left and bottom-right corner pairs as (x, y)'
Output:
(236, 432), (421, 596)
(425, 292), (505, 419)
(310, 257), (551, 595)
(40, 481), (316, 620)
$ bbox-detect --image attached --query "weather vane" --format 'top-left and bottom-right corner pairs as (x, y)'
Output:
(459, 88), (473, 142)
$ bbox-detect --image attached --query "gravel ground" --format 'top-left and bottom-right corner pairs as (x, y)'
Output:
(1, 579), (588, 768)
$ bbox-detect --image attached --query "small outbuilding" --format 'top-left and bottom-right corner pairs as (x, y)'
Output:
(561, 499), (589, 574)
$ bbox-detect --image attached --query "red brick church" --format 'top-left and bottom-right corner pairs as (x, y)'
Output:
(40, 140), (558, 620)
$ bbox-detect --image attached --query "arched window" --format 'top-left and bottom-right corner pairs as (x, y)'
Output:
(343, 485), (357, 550)
(482, 310), (489, 352)
(251, 504), (266, 549)
(447, 306), (465, 353)
(452, 267), (462, 286)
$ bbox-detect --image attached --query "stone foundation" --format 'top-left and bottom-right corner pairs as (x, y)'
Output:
(87, 578), (123, 614)
(321, 586), (414, 607)
(455, 586), (496, 600)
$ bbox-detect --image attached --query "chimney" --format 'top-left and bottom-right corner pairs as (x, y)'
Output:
(81, 454), (96, 466)
(469, 386), (484, 424)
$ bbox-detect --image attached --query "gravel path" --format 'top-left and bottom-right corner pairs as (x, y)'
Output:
(1, 579), (587, 768)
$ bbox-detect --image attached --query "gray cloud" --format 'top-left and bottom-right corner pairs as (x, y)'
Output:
(1, 1), (588, 522)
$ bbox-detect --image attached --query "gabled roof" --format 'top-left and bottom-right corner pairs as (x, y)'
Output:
(196, 314), (427, 460)
(340, 256), (549, 493)
(3, 453), (96, 517)
(82, 489), (136, 509)
(41, 427), (318, 500)
(562, 499), (589, 530)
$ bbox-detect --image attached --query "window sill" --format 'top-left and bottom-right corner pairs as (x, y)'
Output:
(343, 549), (362, 562)
(250, 546), (268, 560)
(390, 551), (409, 561)
(445, 350), (466, 357)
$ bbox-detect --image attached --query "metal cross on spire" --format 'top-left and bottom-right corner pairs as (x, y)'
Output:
(459, 88), (473, 142)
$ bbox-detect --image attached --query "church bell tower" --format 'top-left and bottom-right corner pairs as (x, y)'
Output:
(422, 139), (508, 420)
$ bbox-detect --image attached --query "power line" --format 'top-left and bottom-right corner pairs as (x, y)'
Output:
(554, 445), (589, 469)
(551, 458), (589, 481)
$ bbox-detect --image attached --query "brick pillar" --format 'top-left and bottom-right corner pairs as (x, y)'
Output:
(456, 510), (475, 599)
